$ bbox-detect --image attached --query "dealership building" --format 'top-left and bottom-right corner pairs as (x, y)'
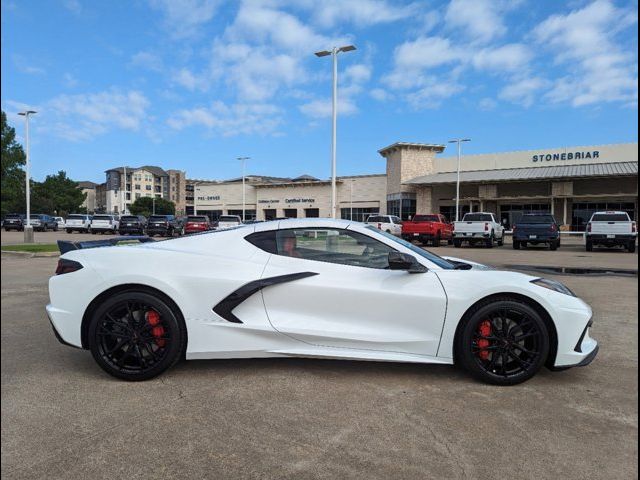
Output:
(191, 141), (637, 230)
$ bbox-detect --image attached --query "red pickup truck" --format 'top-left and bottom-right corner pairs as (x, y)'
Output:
(401, 214), (454, 247)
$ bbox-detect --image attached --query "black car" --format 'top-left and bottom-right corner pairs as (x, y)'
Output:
(3, 213), (26, 231)
(29, 214), (59, 232)
(118, 215), (147, 235)
(512, 213), (561, 250)
(146, 215), (180, 237)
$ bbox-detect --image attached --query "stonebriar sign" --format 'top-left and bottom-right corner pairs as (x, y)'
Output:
(532, 151), (600, 162)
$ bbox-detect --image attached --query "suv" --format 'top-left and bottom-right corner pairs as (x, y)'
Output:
(365, 215), (403, 236)
(184, 215), (212, 234)
(118, 215), (147, 235)
(90, 214), (120, 234)
(65, 214), (92, 233)
(512, 213), (561, 250)
(147, 215), (180, 237)
(216, 215), (243, 230)
(30, 214), (58, 232)
(585, 211), (637, 253)
(3, 213), (26, 231)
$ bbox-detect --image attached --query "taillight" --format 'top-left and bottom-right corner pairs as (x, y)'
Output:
(633, 222), (637, 233)
(484, 222), (489, 231)
(587, 223), (592, 232)
(55, 259), (83, 275)
(550, 224), (557, 232)
(378, 223), (382, 229)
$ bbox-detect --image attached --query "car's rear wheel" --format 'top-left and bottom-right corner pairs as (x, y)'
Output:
(586, 240), (593, 252)
(453, 239), (462, 248)
(88, 291), (186, 381)
(432, 232), (441, 247)
(628, 241), (636, 253)
(485, 233), (494, 248)
(456, 298), (549, 385)
(513, 240), (520, 250)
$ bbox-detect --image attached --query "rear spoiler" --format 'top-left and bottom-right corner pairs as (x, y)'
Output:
(57, 236), (155, 255)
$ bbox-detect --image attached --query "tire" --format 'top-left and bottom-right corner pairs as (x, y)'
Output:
(455, 298), (550, 385)
(549, 241), (558, 251)
(628, 241), (636, 253)
(497, 236), (504, 247)
(66, 229), (72, 234)
(453, 239), (462, 248)
(88, 291), (187, 381)
(586, 240), (593, 252)
(42, 225), (47, 232)
(485, 233), (494, 248)
(432, 232), (441, 247)
(513, 240), (520, 250)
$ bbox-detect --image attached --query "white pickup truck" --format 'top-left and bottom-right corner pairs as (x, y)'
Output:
(585, 211), (637, 253)
(453, 212), (505, 248)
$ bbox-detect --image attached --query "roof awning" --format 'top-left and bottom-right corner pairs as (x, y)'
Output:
(404, 162), (638, 185)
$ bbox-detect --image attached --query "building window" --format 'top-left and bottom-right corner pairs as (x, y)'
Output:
(283, 209), (298, 218)
(263, 209), (277, 220)
(146, 185), (152, 190)
(135, 184), (141, 190)
(340, 207), (379, 222)
(135, 193), (141, 199)
(387, 197), (416, 220)
(305, 208), (320, 218)
(571, 202), (636, 231)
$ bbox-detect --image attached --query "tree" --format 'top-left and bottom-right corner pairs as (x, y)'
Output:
(31, 171), (87, 216)
(1, 111), (26, 216)
(129, 196), (175, 217)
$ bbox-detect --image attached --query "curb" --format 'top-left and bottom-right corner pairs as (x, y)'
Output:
(1, 250), (60, 258)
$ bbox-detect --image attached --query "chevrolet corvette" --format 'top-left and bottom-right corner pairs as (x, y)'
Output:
(46, 219), (598, 384)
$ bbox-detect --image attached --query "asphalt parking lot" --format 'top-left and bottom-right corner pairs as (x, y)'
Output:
(1, 230), (637, 479)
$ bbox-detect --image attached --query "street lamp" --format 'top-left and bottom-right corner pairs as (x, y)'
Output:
(18, 110), (37, 243)
(315, 44), (356, 219)
(237, 157), (250, 222)
(448, 138), (471, 222)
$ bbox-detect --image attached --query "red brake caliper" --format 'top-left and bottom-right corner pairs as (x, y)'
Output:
(477, 320), (492, 360)
(145, 310), (165, 347)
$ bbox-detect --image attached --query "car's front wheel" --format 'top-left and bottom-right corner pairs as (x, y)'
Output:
(88, 291), (187, 381)
(455, 298), (550, 385)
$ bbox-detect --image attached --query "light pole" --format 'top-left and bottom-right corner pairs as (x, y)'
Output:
(350, 179), (354, 221)
(237, 157), (250, 222)
(448, 138), (471, 222)
(122, 166), (127, 215)
(315, 45), (356, 219)
(18, 110), (37, 243)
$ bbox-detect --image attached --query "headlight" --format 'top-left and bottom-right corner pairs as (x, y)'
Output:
(530, 278), (576, 297)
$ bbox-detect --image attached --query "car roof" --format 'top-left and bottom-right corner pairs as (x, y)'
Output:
(254, 218), (353, 232)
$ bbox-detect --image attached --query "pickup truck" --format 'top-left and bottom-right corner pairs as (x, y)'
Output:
(512, 213), (561, 250)
(401, 214), (453, 247)
(585, 211), (637, 253)
(453, 212), (504, 248)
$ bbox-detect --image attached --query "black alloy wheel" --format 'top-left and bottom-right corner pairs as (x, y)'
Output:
(433, 232), (441, 247)
(88, 291), (186, 381)
(513, 240), (520, 250)
(456, 299), (549, 385)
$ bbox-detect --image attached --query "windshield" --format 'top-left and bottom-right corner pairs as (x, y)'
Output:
(413, 215), (439, 222)
(518, 215), (555, 224)
(149, 216), (168, 221)
(366, 226), (455, 269)
(187, 216), (208, 222)
(67, 215), (86, 220)
(462, 213), (493, 222)
(592, 213), (629, 222)
(92, 215), (112, 220)
(5, 214), (22, 219)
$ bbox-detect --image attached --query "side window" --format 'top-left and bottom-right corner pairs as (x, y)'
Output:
(274, 228), (396, 269)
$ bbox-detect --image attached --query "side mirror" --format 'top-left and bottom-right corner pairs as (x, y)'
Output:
(388, 252), (428, 273)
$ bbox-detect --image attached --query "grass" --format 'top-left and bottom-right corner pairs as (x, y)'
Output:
(1, 243), (59, 253)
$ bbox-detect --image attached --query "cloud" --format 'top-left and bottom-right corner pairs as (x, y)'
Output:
(298, 98), (359, 118)
(172, 67), (209, 91)
(405, 78), (464, 109)
(478, 97), (497, 111)
(444, 0), (516, 43)
(148, 0), (219, 39)
(130, 51), (163, 72)
(471, 43), (532, 72)
(302, 0), (419, 28)
(167, 101), (283, 136)
(62, 0), (82, 14)
(370, 88), (392, 102)
(63, 73), (79, 88)
(499, 77), (549, 107)
(12, 54), (45, 75)
(533, 0), (638, 107)
(38, 89), (150, 141)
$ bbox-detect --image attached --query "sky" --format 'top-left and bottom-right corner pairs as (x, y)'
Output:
(1, 0), (638, 183)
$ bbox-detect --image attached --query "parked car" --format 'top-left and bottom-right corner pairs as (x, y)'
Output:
(53, 216), (66, 229)
(118, 215), (147, 235)
(90, 214), (120, 234)
(585, 211), (637, 253)
(30, 214), (59, 232)
(453, 212), (505, 248)
(216, 215), (243, 230)
(513, 214), (561, 250)
(147, 215), (180, 237)
(365, 215), (403, 236)
(3, 213), (26, 231)
(65, 214), (92, 233)
(48, 218), (598, 384)
(183, 215), (212, 234)
(402, 214), (453, 247)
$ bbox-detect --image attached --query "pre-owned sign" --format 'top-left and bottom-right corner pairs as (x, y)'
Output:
(533, 151), (600, 162)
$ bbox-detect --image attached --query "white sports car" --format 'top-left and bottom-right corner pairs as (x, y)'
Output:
(47, 219), (598, 384)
